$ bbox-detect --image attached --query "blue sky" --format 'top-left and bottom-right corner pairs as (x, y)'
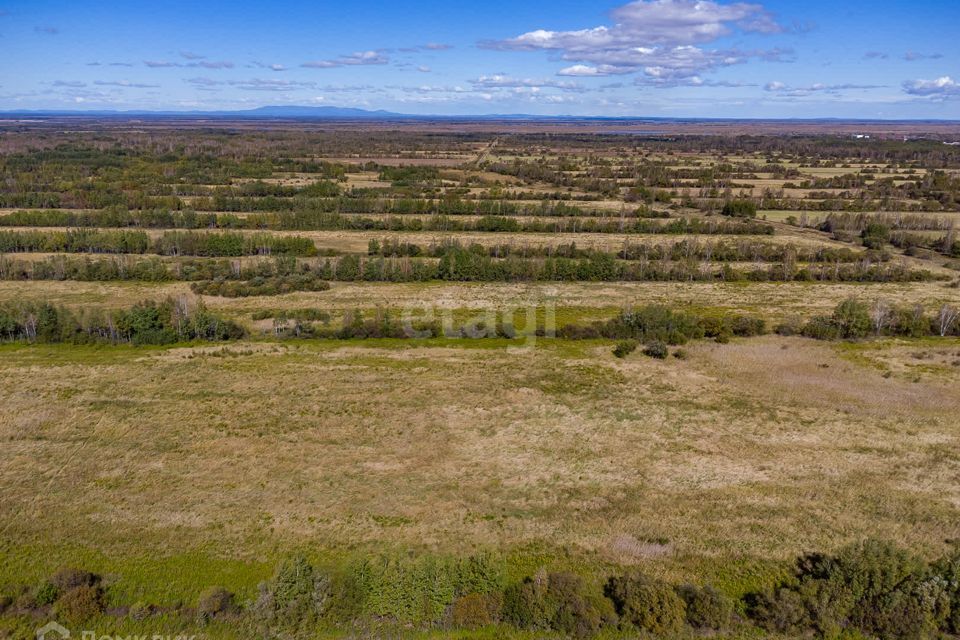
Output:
(1, 0), (958, 118)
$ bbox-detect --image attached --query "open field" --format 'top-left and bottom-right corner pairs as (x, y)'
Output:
(1, 120), (960, 639)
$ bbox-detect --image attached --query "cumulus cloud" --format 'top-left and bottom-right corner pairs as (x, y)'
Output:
(417, 65), (432, 73)
(423, 43), (453, 50)
(902, 76), (960, 97)
(482, 0), (785, 82)
(302, 51), (389, 68)
(51, 80), (86, 88)
(34, 26), (59, 35)
(179, 51), (205, 60)
(558, 64), (612, 77)
(864, 51), (888, 60)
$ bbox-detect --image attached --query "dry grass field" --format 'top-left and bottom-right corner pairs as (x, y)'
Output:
(2, 121), (960, 638)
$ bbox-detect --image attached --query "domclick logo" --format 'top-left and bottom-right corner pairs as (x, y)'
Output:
(36, 621), (70, 640)
(35, 622), (199, 640)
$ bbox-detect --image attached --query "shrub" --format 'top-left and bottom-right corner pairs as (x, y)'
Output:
(451, 593), (493, 628)
(604, 573), (686, 635)
(197, 586), (235, 621)
(53, 585), (105, 623)
(775, 316), (805, 336)
(34, 582), (59, 606)
(832, 298), (872, 339)
(128, 601), (156, 621)
(677, 584), (732, 630)
(503, 571), (609, 637)
(613, 339), (638, 358)
(730, 315), (766, 337)
(747, 539), (939, 639)
(802, 315), (841, 340)
(0, 594), (12, 614)
(643, 340), (669, 359)
(721, 200), (757, 218)
(746, 586), (814, 635)
(862, 223), (891, 250)
(932, 549), (960, 633)
(49, 568), (100, 592)
(254, 555), (330, 627)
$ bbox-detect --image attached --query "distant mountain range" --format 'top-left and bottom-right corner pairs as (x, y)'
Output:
(0, 106), (958, 123)
(0, 105), (410, 119)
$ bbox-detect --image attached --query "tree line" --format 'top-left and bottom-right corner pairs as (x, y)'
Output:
(0, 208), (776, 235)
(0, 252), (938, 286)
(0, 229), (317, 257)
(5, 539), (960, 639)
(0, 297), (243, 345)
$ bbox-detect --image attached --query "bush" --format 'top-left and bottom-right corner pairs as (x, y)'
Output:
(49, 568), (100, 592)
(677, 584), (732, 630)
(128, 601), (156, 621)
(730, 315), (766, 337)
(451, 593), (493, 628)
(33, 581), (60, 607)
(832, 298), (872, 339)
(862, 223), (891, 250)
(53, 585), (105, 623)
(503, 571), (610, 637)
(643, 340), (669, 359)
(198, 586), (235, 620)
(612, 339), (638, 358)
(775, 316), (805, 336)
(0, 594), (12, 614)
(746, 539), (940, 639)
(254, 555), (330, 627)
(721, 200), (757, 219)
(934, 549), (960, 633)
(604, 573), (686, 635)
(802, 315), (841, 340)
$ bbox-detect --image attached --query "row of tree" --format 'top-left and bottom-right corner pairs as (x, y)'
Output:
(0, 253), (938, 285)
(0, 229), (317, 257)
(0, 208), (775, 235)
(0, 298), (244, 345)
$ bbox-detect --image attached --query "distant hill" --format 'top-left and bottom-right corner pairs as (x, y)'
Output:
(0, 105), (409, 119)
(231, 105), (406, 118)
(1, 106), (958, 124)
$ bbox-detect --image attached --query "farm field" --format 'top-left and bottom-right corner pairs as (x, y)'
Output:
(1, 120), (960, 639)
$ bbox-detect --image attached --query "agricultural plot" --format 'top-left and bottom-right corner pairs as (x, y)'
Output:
(1, 122), (960, 639)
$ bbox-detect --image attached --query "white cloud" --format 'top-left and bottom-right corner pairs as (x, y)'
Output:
(903, 51), (943, 62)
(144, 60), (233, 69)
(902, 76), (960, 97)
(764, 81), (886, 97)
(302, 51), (389, 68)
(93, 80), (160, 89)
(558, 64), (614, 77)
(472, 75), (586, 92)
(484, 0), (785, 82)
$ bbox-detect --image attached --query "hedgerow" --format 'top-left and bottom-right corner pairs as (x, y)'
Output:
(5, 540), (960, 638)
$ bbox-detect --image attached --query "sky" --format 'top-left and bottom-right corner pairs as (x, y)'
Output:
(0, 0), (958, 118)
